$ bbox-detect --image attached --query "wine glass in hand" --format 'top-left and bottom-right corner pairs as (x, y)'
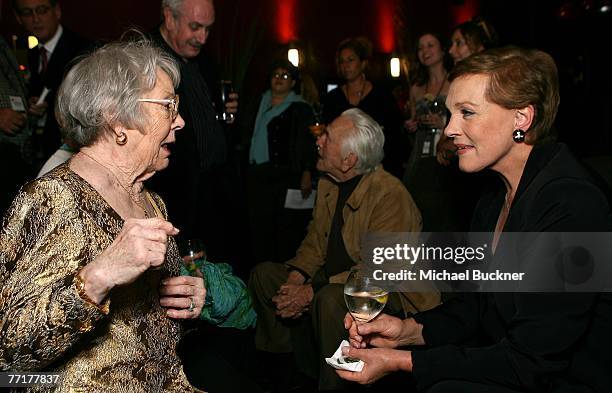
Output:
(182, 239), (206, 277)
(344, 266), (388, 324)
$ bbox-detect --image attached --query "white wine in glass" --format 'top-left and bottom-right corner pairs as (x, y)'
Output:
(344, 266), (388, 323)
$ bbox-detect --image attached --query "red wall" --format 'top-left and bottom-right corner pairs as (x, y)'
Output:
(1, 0), (480, 105)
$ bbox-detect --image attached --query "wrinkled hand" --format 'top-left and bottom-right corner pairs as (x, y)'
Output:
(344, 312), (408, 349)
(272, 282), (313, 319)
(435, 135), (456, 166)
(0, 108), (26, 135)
(28, 97), (48, 117)
(300, 171), (312, 199)
(335, 346), (412, 384)
(160, 275), (206, 319)
(88, 218), (179, 294)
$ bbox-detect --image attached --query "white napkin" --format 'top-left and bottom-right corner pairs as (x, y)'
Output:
(325, 340), (364, 372)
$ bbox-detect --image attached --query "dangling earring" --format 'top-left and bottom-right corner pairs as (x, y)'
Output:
(116, 132), (127, 145)
(512, 129), (525, 143)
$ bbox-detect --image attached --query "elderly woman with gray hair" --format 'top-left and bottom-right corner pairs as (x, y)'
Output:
(0, 38), (205, 392)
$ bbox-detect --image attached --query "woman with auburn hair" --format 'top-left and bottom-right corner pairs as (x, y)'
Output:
(337, 47), (612, 393)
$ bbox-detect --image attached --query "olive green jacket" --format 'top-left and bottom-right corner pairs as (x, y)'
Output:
(286, 166), (440, 314)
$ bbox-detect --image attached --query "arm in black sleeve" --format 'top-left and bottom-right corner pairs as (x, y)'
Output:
(412, 179), (611, 390)
(412, 293), (483, 346)
(412, 293), (599, 391)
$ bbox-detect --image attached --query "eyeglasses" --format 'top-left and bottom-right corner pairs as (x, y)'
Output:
(272, 72), (291, 80)
(17, 5), (52, 17)
(138, 94), (180, 120)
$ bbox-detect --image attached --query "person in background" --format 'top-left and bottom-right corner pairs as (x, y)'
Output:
(12, 0), (89, 162)
(0, 38), (206, 391)
(0, 38), (30, 217)
(402, 32), (460, 231)
(246, 59), (316, 263)
(322, 37), (406, 178)
(404, 32), (451, 163)
(338, 46), (612, 393)
(149, 0), (243, 272)
(437, 17), (499, 165)
(249, 108), (438, 392)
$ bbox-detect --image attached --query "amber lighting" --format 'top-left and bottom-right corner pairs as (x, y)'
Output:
(390, 57), (400, 78)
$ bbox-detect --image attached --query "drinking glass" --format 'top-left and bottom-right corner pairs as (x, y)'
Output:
(215, 80), (235, 123)
(344, 265), (388, 323)
(182, 239), (206, 276)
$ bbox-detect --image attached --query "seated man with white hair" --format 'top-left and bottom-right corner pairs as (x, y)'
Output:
(249, 108), (440, 391)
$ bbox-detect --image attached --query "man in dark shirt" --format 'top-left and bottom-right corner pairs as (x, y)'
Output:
(149, 0), (240, 266)
(12, 0), (89, 161)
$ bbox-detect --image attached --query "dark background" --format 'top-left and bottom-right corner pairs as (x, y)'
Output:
(2, 0), (611, 156)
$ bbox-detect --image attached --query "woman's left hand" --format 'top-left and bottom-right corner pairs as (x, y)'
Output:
(335, 346), (413, 385)
(159, 275), (206, 319)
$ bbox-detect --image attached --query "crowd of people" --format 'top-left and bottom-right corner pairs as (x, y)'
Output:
(1, 1), (611, 393)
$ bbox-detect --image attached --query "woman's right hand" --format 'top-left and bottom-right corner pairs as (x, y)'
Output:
(79, 218), (179, 304)
(344, 312), (425, 349)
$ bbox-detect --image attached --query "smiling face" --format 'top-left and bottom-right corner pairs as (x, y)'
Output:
(128, 69), (185, 179)
(417, 34), (444, 67)
(338, 48), (366, 82)
(163, 0), (214, 59)
(444, 74), (519, 174)
(15, 0), (61, 43)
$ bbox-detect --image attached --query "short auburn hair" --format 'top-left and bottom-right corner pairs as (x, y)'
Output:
(449, 46), (560, 144)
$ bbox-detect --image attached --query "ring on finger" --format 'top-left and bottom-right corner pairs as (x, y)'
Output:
(188, 297), (195, 312)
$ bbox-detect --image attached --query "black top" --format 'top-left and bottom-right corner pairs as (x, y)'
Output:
(242, 100), (316, 174)
(324, 174), (363, 278)
(149, 29), (226, 172)
(321, 85), (406, 178)
(147, 29), (229, 241)
(412, 143), (612, 392)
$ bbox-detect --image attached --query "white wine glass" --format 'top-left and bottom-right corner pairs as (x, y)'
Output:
(344, 265), (388, 324)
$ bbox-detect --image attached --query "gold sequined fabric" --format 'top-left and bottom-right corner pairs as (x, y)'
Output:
(0, 163), (202, 392)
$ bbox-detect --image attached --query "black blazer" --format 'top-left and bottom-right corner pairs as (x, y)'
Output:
(411, 143), (612, 392)
(27, 28), (90, 157)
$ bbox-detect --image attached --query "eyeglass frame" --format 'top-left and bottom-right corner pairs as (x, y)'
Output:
(272, 72), (292, 80)
(16, 5), (53, 17)
(137, 94), (180, 120)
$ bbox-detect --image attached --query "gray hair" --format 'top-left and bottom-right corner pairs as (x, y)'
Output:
(161, 0), (184, 18)
(56, 38), (180, 147)
(340, 108), (385, 174)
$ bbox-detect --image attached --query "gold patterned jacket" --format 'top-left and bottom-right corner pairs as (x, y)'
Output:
(0, 164), (200, 392)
